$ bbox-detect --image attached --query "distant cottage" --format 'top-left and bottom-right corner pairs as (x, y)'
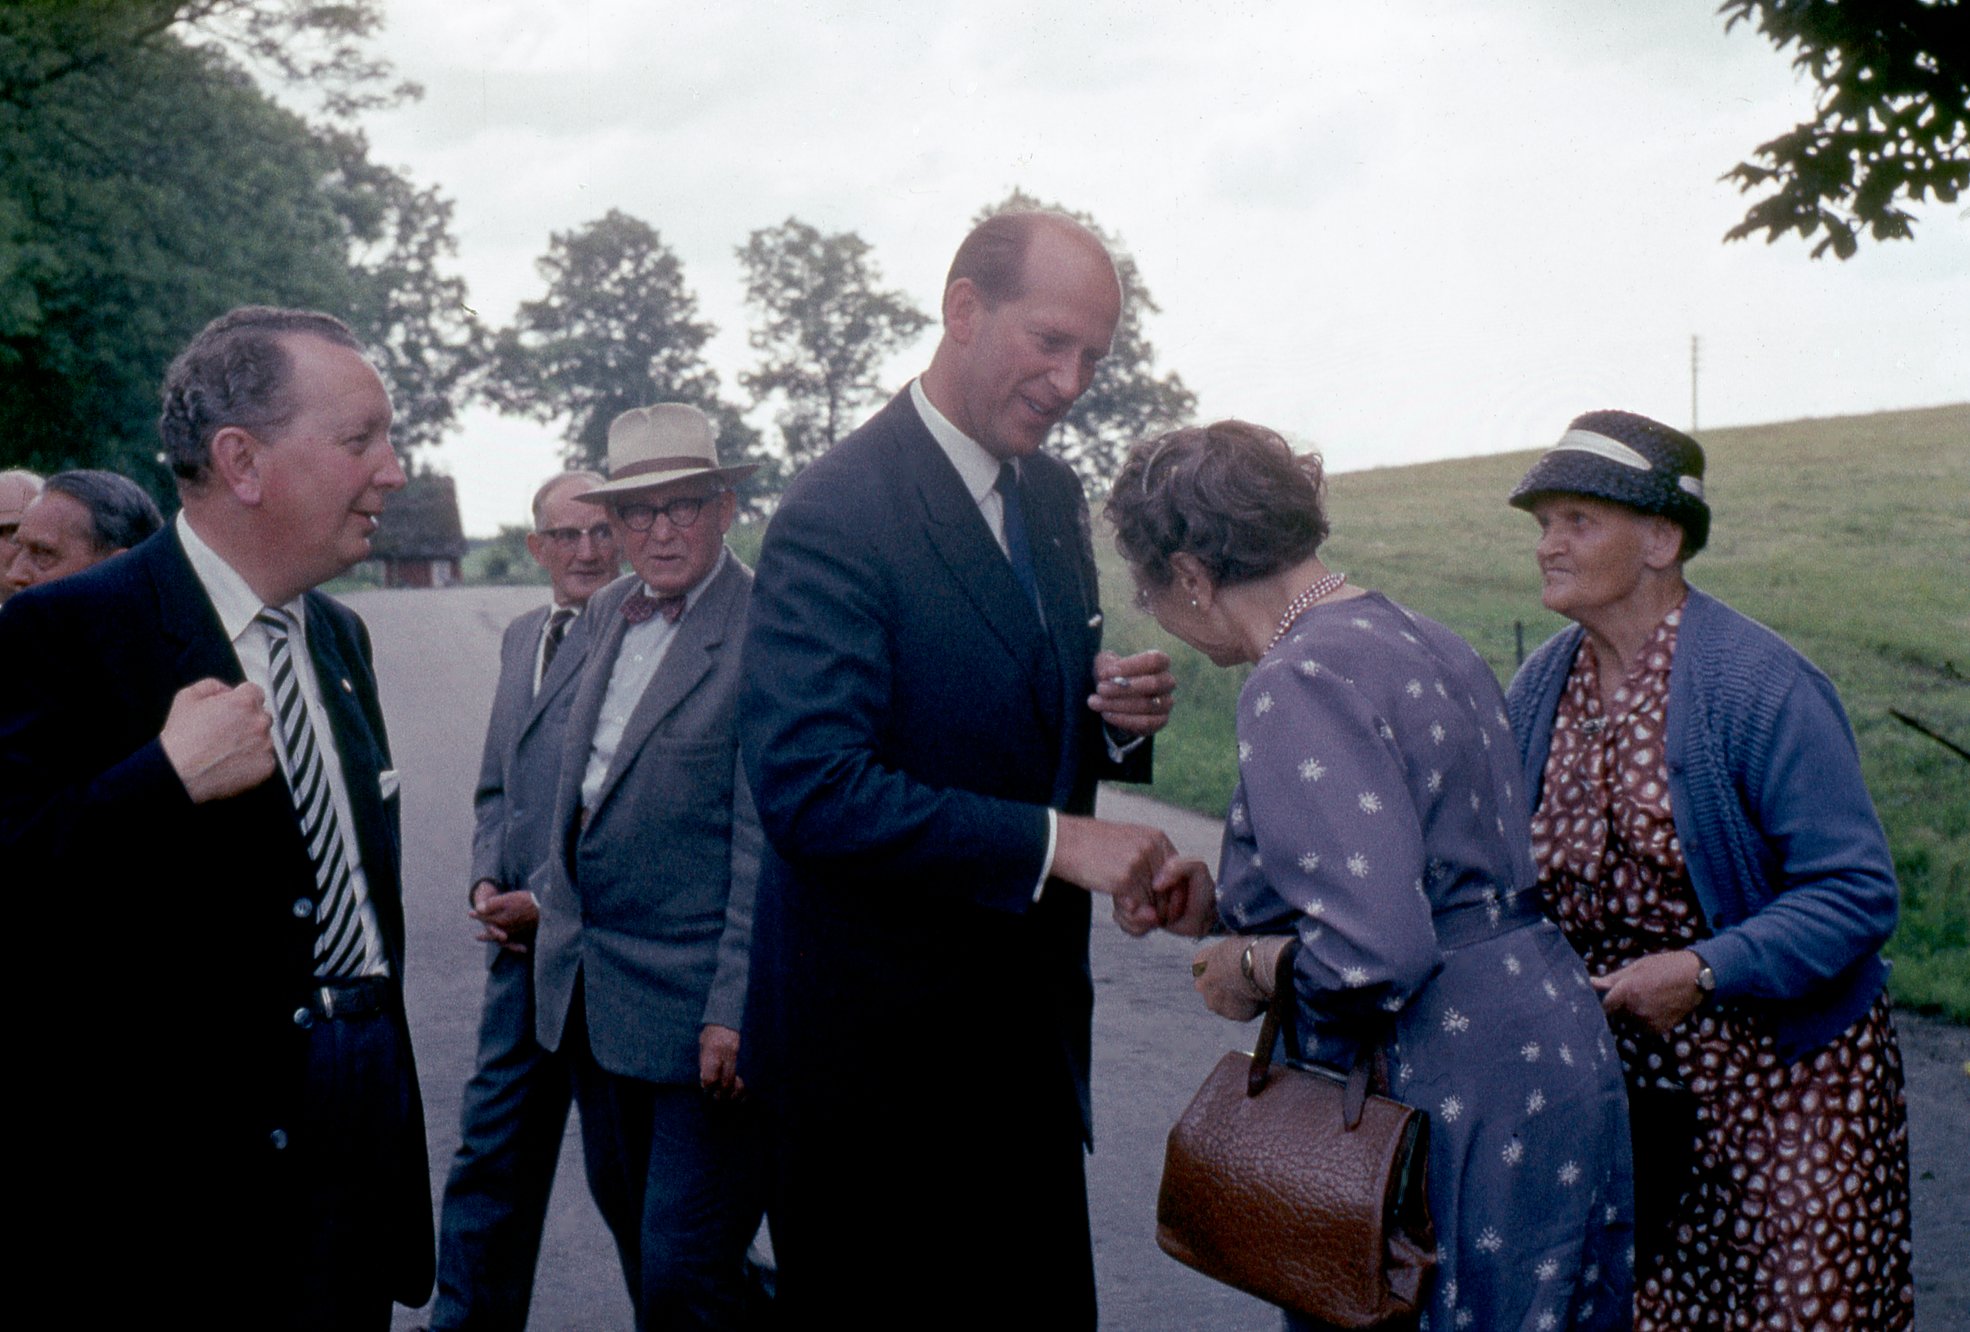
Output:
(371, 474), (466, 589)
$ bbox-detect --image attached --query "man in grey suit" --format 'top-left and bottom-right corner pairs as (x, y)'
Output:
(431, 469), (621, 1331)
(533, 403), (764, 1329)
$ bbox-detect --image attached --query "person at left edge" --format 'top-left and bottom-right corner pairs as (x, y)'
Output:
(531, 403), (766, 1329)
(431, 469), (620, 1332)
(0, 306), (431, 1329)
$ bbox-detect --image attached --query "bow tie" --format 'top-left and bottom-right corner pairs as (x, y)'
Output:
(622, 589), (687, 625)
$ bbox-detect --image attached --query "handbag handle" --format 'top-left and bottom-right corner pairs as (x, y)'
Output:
(1245, 940), (1371, 1131)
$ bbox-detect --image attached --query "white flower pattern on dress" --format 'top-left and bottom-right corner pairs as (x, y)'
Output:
(1212, 595), (1629, 1331)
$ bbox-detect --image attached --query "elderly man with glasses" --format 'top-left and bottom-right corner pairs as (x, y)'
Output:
(529, 404), (766, 1329)
(430, 468), (620, 1331)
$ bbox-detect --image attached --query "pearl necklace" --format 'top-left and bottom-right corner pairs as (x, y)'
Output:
(1267, 571), (1348, 652)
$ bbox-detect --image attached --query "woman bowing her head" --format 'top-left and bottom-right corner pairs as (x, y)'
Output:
(1506, 409), (1914, 1330)
(1113, 420), (1634, 1332)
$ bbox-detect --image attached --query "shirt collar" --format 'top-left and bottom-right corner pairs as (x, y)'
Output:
(638, 545), (728, 613)
(910, 377), (1006, 507)
(176, 511), (303, 643)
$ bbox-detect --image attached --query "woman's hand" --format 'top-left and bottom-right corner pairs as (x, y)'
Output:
(1191, 934), (1290, 1022)
(1154, 857), (1219, 937)
(1591, 948), (1705, 1034)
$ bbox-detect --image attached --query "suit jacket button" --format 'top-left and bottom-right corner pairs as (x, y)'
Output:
(269, 1128), (289, 1151)
(292, 1007), (314, 1029)
(292, 898), (314, 919)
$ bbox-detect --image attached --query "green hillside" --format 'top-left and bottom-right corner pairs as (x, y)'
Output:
(1098, 404), (1970, 1018)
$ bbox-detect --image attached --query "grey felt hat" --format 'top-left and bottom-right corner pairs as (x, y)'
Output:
(1509, 409), (1710, 555)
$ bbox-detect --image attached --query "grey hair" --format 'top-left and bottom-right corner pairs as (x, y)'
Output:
(43, 470), (166, 552)
(1106, 420), (1330, 590)
(530, 470), (608, 529)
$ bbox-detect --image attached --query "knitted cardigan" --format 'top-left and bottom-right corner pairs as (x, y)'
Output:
(1506, 586), (1896, 1061)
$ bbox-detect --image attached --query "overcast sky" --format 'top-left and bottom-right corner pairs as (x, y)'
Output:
(356, 0), (1969, 535)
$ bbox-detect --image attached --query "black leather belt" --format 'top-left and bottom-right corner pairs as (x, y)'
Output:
(301, 975), (390, 1021)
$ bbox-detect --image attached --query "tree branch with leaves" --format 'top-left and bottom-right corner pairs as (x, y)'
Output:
(1720, 0), (1969, 259)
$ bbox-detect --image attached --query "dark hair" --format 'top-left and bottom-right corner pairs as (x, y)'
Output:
(945, 211), (1111, 308)
(158, 306), (364, 484)
(1106, 421), (1330, 590)
(43, 469), (165, 552)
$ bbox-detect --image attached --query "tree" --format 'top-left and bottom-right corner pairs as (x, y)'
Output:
(1720, 0), (1970, 259)
(973, 191), (1195, 486)
(323, 128), (489, 460)
(486, 210), (766, 496)
(738, 218), (929, 473)
(0, 2), (478, 484)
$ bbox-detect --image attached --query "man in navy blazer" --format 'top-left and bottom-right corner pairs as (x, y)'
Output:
(0, 307), (430, 1328)
(532, 404), (765, 1328)
(431, 469), (620, 1331)
(740, 212), (1179, 1326)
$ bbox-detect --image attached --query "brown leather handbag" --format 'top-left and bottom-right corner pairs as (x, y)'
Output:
(1156, 946), (1437, 1327)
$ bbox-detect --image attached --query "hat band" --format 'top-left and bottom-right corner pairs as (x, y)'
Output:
(612, 454), (715, 481)
(1547, 428), (1652, 472)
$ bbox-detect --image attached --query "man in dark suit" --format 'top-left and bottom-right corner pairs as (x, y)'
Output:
(0, 306), (431, 1328)
(532, 404), (765, 1328)
(431, 469), (620, 1331)
(3, 467), (164, 593)
(739, 212), (1179, 1326)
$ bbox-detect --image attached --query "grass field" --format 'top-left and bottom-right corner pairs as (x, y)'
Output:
(1094, 404), (1970, 1019)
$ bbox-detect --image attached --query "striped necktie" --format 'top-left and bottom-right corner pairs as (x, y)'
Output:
(256, 607), (367, 978)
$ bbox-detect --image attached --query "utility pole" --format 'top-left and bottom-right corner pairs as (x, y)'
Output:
(1690, 334), (1701, 432)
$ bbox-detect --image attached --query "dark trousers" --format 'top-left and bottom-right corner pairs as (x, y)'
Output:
(566, 984), (764, 1331)
(288, 997), (424, 1332)
(764, 1086), (1097, 1329)
(432, 947), (575, 1331)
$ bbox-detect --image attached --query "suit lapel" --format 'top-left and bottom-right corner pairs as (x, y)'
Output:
(895, 403), (1058, 723)
(590, 560), (738, 814)
(1023, 464), (1098, 804)
(150, 528), (248, 689)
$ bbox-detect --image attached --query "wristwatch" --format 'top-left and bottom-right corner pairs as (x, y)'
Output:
(1693, 955), (1717, 997)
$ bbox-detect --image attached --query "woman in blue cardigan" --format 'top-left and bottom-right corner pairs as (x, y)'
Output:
(1504, 409), (1913, 1331)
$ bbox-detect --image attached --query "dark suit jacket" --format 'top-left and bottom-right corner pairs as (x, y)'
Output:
(740, 389), (1149, 1147)
(0, 526), (432, 1311)
(533, 559), (760, 1086)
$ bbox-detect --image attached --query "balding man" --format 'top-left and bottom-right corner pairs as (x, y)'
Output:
(4, 468), (164, 594)
(739, 212), (1177, 1325)
(0, 468), (41, 604)
(431, 469), (620, 1331)
(0, 306), (429, 1328)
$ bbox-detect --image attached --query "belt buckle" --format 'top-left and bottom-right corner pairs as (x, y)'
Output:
(316, 984), (338, 1021)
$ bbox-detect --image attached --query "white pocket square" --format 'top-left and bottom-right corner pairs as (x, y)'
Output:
(379, 769), (401, 801)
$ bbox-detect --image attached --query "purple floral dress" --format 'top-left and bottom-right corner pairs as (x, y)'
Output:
(1215, 593), (1634, 1331)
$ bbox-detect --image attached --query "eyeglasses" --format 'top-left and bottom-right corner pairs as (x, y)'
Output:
(615, 492), (722, 532)
(537, 523), (616, 550)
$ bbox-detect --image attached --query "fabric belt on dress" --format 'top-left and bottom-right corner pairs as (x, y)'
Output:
(1432, 889), (1545, 952)
(301, 975), (391, 1021)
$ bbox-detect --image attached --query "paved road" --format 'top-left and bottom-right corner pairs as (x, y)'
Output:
(359, 586), (1967, 1330)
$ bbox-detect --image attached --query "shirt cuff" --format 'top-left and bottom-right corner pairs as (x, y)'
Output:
(1033, 808), (1058, 902)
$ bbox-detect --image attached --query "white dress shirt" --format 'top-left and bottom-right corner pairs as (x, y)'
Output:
(579, 549), (728, 811)
(176, 512), (387, 976)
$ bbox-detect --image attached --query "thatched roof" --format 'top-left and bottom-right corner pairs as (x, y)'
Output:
(372, 474), (466, 561)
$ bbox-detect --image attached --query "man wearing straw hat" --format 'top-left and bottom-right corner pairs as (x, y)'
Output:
(530, 403), (764, 1328)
